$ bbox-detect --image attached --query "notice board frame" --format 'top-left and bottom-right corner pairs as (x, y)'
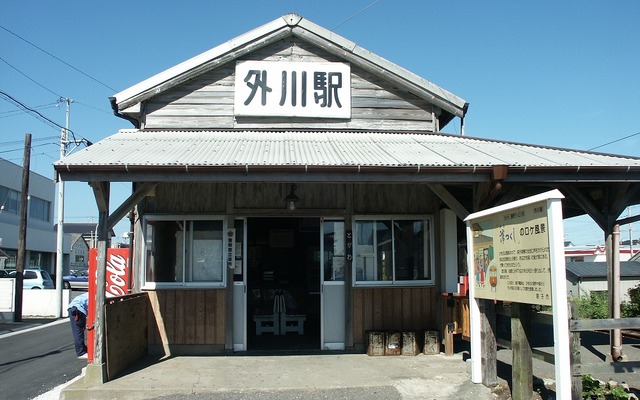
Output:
(464, 189), (570, 399)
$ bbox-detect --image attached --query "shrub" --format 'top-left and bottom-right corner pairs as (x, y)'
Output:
(575, 292), (609, 319)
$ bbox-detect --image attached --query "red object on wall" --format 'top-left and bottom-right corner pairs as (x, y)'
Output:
(87, 247), (130, 362)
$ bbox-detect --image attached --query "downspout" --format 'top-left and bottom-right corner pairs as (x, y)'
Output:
(461, 103), (469, 136)
(109, 97), (140, 129)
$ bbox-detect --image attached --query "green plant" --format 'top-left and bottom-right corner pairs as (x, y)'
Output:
(581, 374), (629, 399)
(575, 292), (609, 319)
(622, 284), (640, 318)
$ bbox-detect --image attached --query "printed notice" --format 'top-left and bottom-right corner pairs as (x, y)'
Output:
(471, 200), (552, 306)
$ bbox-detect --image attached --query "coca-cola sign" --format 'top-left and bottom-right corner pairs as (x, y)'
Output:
(87, 247), (130, 363)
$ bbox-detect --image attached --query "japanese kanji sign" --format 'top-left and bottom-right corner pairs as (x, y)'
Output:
(468, 200), (553, 306)
(234, 61), (351, 118)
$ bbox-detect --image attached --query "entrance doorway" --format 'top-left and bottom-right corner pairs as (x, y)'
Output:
(246, 217), (321, 351)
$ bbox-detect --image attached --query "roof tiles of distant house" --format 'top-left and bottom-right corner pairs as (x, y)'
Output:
(565, 261), (640, 278)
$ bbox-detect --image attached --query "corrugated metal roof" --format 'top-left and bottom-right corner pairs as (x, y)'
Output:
(56, 129), (640, 171)
(566, 261), (640, 278)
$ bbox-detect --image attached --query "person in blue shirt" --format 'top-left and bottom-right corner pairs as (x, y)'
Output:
(67, 292), (89, 359)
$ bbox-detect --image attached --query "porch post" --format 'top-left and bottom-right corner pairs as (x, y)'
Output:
(86, 181), (109, 384)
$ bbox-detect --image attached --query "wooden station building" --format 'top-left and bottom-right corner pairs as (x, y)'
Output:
(54, 14), (640, 378)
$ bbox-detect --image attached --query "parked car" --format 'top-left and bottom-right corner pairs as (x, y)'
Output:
(0, 269), (14, 278)
(63, 269), (89, 290)
(21, 269), (54, 289)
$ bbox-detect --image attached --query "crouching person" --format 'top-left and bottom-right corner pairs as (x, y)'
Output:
(68, 292), (89, 359)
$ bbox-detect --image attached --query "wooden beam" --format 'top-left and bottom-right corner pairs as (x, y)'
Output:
(106, 182), (158, 230)
(561, 186), (606, 231)
(570, 317), (640, 331)
(511, 303), (533, 400)
(609, 183), (631, 218)
(90, 181), (110, 213)
(427, 183), (470, 220)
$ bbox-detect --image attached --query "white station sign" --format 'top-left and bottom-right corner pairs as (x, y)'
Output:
(234, 61), (351, 118)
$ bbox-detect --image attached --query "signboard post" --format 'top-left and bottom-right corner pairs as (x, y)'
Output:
(465, 189), (570, 399)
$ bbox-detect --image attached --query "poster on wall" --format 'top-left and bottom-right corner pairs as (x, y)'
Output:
(469, 200), (553, 306)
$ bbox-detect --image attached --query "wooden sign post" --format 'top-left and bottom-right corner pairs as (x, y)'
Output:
(465, 190), (570, 399)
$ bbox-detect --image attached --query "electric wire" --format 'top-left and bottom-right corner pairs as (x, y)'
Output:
(0, 90), (79, 142)
(332, 0), (383, 30)
(0, 24), (117, 92)
(588, 131), (640, 151)
(0, 56), (64, 98)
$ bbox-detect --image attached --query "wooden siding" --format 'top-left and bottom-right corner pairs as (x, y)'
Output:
(147, 289), (226, 347)
(144, 183), (228, 214)
(352, 287), (437, 346)
(144, 182), (439, 215)
(353, 183), (440, 214)
(105, 293), (149, 380)
(143, 38), (438, 132)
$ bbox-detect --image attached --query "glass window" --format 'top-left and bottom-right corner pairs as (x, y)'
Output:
(144, 218), (225, 287)
(323, 220), (345, 281)
(354, 217), (432, 286)
(0, 186), (20, 213)
(29, 196), (51, 222)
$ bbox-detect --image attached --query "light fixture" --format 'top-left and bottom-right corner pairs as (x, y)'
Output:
(284, 184), (300, 211)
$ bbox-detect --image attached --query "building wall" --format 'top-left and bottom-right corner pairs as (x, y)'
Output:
(143, 182), (440, 215)
(138, 181), (444, 352)
(0, 159), (65, 273)
(143, 38), (440, 132)
(352, 287), (437, 349)
(571, 278), (639, 302)
(146, 289), (227, 355)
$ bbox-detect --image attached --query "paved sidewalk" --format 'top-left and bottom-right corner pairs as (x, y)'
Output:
(60, 353), (500, 400)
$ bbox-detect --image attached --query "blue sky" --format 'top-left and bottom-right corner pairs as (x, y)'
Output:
(1, 1), (639, 245)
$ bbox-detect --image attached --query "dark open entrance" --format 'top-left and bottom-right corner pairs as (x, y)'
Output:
(246, 217), (321, 351)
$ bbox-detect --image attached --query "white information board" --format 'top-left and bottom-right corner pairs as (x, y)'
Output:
(465, 190), (570, 399)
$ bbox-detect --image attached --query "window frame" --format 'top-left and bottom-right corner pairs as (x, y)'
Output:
(142, 215), (228, 290)
(351, 215), (435, 288)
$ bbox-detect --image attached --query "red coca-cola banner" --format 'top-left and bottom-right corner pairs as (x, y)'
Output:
(87, 247), (130, 362)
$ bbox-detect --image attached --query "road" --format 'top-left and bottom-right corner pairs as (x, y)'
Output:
(0, 315), (86, 400)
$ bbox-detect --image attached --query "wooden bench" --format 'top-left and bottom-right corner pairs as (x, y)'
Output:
(253, 296), (280, 335)
(278, 295), (306, 335)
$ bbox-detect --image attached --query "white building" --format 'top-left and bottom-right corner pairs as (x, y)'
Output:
(0, 158), (69, 275)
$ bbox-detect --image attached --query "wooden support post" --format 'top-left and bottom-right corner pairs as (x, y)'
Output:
(511, 303), (532, 400)
(479, 299), (497, 387)
(444, 293), (455, 356)
(569, 301), (582, 400)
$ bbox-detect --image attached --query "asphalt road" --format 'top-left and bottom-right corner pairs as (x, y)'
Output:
(0, 318), (86, 400)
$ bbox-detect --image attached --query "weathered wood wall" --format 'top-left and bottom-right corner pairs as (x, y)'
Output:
(104, 293), (149, 380)
(143, 38), (438, 132)
(147, 289), (226, 355)
(352, 287), (438, 347)
(144, 182), (439, 214)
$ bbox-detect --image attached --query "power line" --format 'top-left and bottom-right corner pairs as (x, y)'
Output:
(333, 0), (384, 30)
(0, 102), (59, 118)
(0, 90), (76, 140)
(588, 131), (640, 151)
(0, 24), (117, 92)
(0, 56), (64, 98)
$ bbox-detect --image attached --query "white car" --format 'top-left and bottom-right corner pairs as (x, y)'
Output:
(10, 269), (55, 289)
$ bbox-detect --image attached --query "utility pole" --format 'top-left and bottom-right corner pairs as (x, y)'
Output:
(14, 133), (31, 322)
(55, 98), (72, 318)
